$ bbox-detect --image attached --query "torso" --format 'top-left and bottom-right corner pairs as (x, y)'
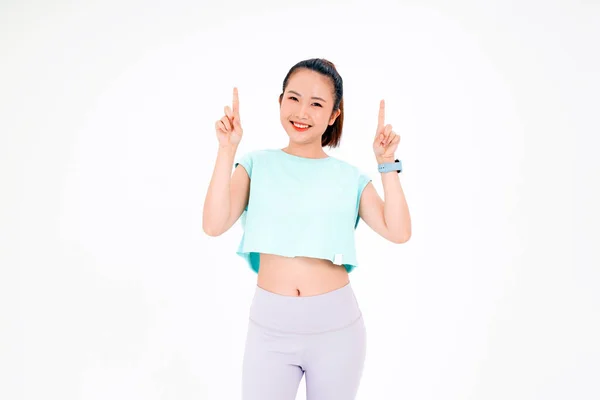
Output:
(257, 253), (350, 297)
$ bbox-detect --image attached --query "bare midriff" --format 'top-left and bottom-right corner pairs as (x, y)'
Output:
(257, 253), (350, 297)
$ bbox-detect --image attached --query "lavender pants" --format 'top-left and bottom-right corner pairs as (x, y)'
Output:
(241, 282), (367, 399)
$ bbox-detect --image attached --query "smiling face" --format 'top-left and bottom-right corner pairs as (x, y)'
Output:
(279, 68), (341, 145)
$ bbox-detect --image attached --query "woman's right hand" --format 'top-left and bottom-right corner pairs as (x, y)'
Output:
(215, 87), (243, 148)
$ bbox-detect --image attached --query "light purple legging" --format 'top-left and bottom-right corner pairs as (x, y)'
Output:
(241, 282), (367, 399)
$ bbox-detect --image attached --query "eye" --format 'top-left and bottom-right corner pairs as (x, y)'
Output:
(288, 96), (322, 107)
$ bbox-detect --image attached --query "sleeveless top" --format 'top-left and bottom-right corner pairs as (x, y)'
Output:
(234, 148), (372, 274)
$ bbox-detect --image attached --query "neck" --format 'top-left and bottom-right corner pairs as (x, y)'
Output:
(282, 144), (328, 159)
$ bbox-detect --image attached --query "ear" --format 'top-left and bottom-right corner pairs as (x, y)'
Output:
(328, 108), (341, 125)
(278, 93), (283, 106)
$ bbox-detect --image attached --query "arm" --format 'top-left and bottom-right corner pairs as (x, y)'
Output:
(361, 98), (411, 243)
(202, 145), (236, 236)
(203, 87), (249, 236)
(359, 161), (411, 244)
(202, 145), (250, 236)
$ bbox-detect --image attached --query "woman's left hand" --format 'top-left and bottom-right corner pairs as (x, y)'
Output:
(372, 99), (400, 163)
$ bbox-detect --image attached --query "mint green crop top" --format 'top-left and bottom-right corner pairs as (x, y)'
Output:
(233, 148), (372, 274)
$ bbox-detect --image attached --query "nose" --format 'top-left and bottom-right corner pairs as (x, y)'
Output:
(295, 101), (310, 121)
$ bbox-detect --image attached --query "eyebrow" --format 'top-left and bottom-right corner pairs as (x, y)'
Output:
(286, 90), (327, 103)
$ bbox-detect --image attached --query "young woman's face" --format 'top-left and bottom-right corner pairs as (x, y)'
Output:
(279, 69), (340, 144)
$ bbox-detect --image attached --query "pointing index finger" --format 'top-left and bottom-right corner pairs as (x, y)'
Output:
(232, 87), (240, 118)
(377, 99), (385, 132)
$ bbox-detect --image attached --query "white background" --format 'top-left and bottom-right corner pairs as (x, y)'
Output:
(2, 0), (599, 399)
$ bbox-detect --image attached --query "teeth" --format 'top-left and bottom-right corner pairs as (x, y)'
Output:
(293, 122), (309, 128)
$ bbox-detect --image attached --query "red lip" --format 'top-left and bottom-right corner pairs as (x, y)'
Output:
(291, 121), (311, 131)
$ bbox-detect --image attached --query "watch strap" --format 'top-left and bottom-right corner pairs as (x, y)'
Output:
(378, 159), (402, 173)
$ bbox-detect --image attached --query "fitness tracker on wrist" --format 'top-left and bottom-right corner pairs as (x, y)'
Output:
(377, 159), (402, 173)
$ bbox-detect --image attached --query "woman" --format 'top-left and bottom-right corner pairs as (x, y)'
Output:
(203, 58), (411, 399)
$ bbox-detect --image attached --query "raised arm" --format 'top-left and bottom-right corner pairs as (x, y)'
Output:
(202, 87), (250, 236)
